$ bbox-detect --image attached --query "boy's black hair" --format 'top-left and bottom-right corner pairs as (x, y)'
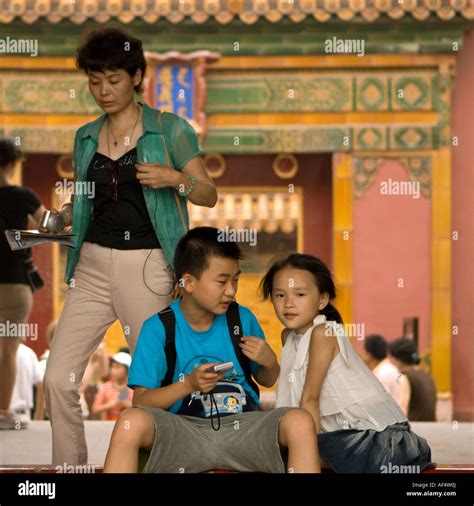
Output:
(259, 253), (344, 324)
(76, 26), (147, 94)
(0, 136), (23, 170)
(364, 334), (388, 361)
(389, 337), (420, 365)
(173, 227), (244, 283)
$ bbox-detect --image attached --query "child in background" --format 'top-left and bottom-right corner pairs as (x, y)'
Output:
(92, 352), (133, 421)
(260, 253), (433, 473)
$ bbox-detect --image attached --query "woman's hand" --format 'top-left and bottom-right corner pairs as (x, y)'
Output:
(135, 162), (180, 189)
(38, 208), (61, 233)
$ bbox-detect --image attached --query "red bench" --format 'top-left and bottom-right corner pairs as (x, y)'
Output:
(1, 464), (474, 473)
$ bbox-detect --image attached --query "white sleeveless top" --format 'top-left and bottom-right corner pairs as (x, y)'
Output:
(275, 314), (407, 433)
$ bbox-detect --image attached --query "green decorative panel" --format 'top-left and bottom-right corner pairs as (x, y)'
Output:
(353, 127), (387, 150)
(0, 123), (439, 154)
(0, 69), (443, 117)
(203, 125), (438, 154)
(2, 127), (76, 153)
(392, 76), (431, 110)
(355, 77), (388, 111)
(392, 126), (433, 150)
(206, 73), (352, 113)
(0, 72), (100, 114)
(434, 70), (454, 147)
(306, 78), (352, 112)
(203, 126), (351, 153)
(207, 71), (440, 114)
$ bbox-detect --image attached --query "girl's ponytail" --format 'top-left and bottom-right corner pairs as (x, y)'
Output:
(321, 302), (344, 325)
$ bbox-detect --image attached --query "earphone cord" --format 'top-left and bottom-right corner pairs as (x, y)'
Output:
(142, 249), (175, 297)
(209, 393), (221, 431)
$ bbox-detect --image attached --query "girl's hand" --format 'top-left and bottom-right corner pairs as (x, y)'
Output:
(135, 162), (179, 189)
(239, 336), (277, 368)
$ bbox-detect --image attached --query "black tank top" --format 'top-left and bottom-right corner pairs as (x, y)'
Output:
(85, 147), (161, 250)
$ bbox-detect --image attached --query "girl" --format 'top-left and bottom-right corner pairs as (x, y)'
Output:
(260, 253), (433, 473)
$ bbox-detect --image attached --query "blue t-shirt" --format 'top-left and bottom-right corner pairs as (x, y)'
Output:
(128, 298), (265, 413)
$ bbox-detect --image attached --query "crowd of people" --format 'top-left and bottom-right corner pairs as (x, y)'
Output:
(6, 322), (134, 425)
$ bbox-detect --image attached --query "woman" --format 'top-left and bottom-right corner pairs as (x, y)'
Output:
(390, 338), (437, 422)
(43, 27), (217, 466)
(0, 137), (47, 429)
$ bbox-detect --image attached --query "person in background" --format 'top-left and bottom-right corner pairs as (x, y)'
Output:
(82, 341), (110, 420)
(362, 334), (408, 411)
(92, 351), (133, 421)
(9, 340), (44, 424)
(389, 338), (437, 422)
(0, 136), (47, 430)
(38, 320), (57, 377)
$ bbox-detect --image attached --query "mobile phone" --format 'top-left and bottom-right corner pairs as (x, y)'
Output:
(206, 362), (233, 374)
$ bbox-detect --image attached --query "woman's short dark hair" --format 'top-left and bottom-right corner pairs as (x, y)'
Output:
(0, 136), (23, 171)
(389, 338), (420, 365)
(76, 26), (147, 94)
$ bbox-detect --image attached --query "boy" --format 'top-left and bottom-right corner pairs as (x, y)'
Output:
(104, 227), (320, 473)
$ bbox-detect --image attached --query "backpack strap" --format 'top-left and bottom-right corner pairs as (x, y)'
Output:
(226, 301), (260, 400)
(158, 306), (177, 388)
(158, 301), (260, 400)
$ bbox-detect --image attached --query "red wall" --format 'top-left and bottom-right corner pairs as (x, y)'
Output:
(216, 154), (333, 266)
(451, 27), (474, 421)
(22, 154), (58, 358)
(352, 159), (431, 352)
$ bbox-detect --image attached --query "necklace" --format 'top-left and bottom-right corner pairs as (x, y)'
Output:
(107, 104), (141, 152)
(105, 104), (141, 202)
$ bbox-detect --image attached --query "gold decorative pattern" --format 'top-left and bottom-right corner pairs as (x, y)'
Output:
(0, 0), (472, 24)
(203, 153), (226, 178)
(353, 155), (432, 198)
(272, 154), (299, 179)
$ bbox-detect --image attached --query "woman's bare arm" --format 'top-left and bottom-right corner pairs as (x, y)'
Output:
(175, 157), (217, 208)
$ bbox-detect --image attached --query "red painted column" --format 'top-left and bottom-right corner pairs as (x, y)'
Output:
(451, 27), (474, 421)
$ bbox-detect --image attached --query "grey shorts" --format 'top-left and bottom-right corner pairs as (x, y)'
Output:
(134, 405), (292, 473)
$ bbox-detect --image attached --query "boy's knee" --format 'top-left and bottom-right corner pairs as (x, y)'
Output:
(280, 408), (316, 442)
(113, 408), (154, 446)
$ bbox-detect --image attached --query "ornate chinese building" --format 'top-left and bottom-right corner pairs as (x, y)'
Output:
(0, 0), (472, 420)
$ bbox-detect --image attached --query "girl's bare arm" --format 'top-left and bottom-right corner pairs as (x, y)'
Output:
(299, 323), (336, 434)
